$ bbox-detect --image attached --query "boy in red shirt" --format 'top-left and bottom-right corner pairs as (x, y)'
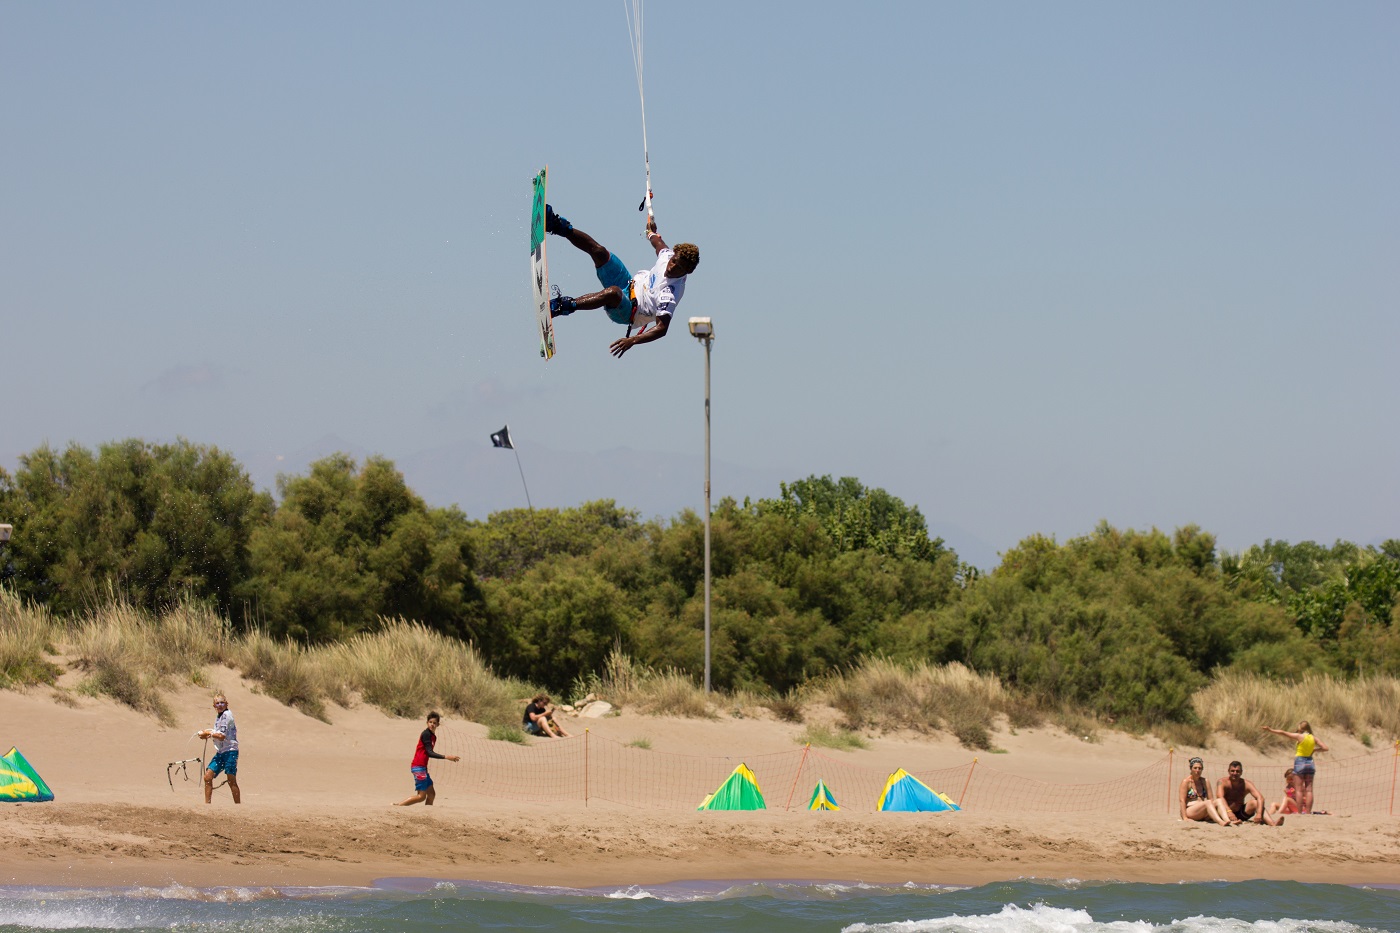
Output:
(393, 712), (460, 807)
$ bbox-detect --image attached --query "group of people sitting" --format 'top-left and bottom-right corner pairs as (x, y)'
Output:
(1179, 758), (1289, 825)
(1179, 721), (1330, 826)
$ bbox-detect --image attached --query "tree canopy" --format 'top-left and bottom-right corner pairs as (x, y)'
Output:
(3, 444), (1398, 713)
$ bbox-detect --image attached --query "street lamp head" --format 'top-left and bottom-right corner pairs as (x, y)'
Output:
(688, 317), (713, 341)
(0, 524), (11, 544)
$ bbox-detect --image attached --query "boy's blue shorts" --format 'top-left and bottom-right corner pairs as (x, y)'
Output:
(412, 766), (433, 792)
(207, 750), (238, 777)
(595, 253), (634, 325)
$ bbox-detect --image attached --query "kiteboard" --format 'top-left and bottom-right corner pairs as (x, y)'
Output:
(530, 167), (556, 360)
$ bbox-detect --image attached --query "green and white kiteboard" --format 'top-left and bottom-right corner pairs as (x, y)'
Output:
(530, 167), (556, 360)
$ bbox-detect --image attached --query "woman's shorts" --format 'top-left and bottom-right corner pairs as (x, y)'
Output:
(595, 254), (635, 325)
(207, 750), (238, 777)
(412, 766), (433, 792)
(1294, 756), (1316, 776)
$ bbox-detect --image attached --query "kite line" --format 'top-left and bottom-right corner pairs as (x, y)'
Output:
(623, 0), (651, 218)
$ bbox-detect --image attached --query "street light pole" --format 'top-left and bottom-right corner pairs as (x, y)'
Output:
(688, 317), (714, 694)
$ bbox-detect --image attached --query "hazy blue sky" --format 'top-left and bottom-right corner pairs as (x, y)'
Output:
(3, 2), (1396, 569)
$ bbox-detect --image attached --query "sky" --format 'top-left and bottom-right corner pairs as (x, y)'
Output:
(2, 2), (1396, 570)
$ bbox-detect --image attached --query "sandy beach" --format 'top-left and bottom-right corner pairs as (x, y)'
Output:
(3, 670), (1398, 890)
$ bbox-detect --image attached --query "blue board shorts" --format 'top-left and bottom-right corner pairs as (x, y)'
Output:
(207, 750), (238, 777)
(412, 766), (433, 792)
(595, 253), (634, 325)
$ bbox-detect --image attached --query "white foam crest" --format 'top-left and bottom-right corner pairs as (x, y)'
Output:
(1165, 920), (1371, 933)
(843, 903), (1124, 932)
(604, 885), (658, 900)
(842, 905), (1377, 933)
(0, 896), (342, 932)
(0, 902), (129, 931)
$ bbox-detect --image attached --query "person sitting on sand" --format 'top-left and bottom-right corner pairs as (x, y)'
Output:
(1216, 761), (1283, 825)
(523, 693), (571, 738)
(1178, 757), (1234, 825)
(394, 711), (459, 807)
(1269, 768), (1300, 818)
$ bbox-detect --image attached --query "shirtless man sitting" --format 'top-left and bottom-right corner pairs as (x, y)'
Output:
(1216, 760), (1284, 826)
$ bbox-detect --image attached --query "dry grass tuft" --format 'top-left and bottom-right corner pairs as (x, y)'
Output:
(814, 658), (1006, 749)
(232, 631), (332, 722)
(319, 619), (530, 726)
(0, 589), (62, 688)
(797, 723), (869, 750)
(573, 647), (716, 718)
(487, 724), (528, 743)
(1194, 670), (1400, 750)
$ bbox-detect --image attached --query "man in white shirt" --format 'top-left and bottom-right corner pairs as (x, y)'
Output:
(547, 204), (699, 358)
(199, 694), (241, 804)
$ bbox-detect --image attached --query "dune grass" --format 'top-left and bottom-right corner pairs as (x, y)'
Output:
(0, 589), (61, 688)
(5, 592), (1400, 751)
(318, 619), (531, 726)
(814, 658), (1008, 750)
(571, 647), (716, 718)
(797, 723), (869, 751)
(0, 595), (534, 727)
(66, 600), (225, 724)
(487, 724), (528, 743)
(1194, 669), (1400, 750)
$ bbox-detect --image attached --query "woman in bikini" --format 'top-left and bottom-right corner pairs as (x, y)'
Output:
(1178, 756), (1235, 825)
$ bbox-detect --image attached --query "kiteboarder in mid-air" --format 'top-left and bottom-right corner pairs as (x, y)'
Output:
(546, 203), (699, 358)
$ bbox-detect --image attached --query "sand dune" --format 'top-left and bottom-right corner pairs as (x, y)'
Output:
(3, 670), (1396, 888)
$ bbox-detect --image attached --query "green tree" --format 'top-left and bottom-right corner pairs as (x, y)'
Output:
(236, 454), (485, 644)
(467, 500), (642, 580)
(483, 556), (636, 690)
(759, 475), (947, 562)
(0, 439), (271, 614)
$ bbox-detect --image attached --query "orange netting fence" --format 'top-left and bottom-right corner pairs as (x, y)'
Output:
(431, 728), (1400, 816)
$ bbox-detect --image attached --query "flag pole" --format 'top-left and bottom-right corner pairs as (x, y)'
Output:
(490, 425), (533, 511)
(513, 447), (533, 511)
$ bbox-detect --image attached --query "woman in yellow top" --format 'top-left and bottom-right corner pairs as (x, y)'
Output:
(1263, 721), (1329, 814)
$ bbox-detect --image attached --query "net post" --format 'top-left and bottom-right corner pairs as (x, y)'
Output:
(783, 744), (811, 812)
(1166, 749), (1175, 815)
(1390, 740), (1398, 817)
(958, 757), (977, 808)
(584, 729), (590, 807)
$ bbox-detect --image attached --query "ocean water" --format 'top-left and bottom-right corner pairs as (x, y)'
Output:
(0, 878), (1396, 933)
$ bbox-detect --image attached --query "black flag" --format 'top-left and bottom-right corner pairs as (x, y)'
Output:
(490, 425), (514, 450)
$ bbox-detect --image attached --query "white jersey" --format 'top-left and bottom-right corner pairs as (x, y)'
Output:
(213, 709), (239, 754)
(631, 248), (687, 328)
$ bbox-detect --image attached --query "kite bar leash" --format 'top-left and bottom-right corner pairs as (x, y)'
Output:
(166, 734), (225, 791)
(167, 733), (207, 790)
(166, 756), (203, 790)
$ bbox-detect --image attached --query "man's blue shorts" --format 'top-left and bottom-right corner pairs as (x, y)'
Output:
(207, 750), (238, 777)
(412, 766), (433, 792)
(595, 253), (634, 325)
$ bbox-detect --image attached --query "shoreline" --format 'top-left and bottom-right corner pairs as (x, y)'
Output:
(4, 802), (1398, 891)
